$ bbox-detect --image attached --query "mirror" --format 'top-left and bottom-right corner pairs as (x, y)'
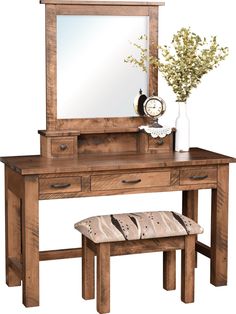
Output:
(57, 15), (149, 119)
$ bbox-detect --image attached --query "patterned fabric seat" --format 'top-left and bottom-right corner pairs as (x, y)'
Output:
(75, 211), (204, 312)
(74, 211), (203, 243)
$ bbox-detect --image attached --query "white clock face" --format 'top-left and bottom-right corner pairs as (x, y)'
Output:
(144, 97), (166, 118)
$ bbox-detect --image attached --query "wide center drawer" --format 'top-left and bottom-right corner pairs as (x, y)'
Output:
(39, 176), (82, 194)
(91, 171), (171, 191)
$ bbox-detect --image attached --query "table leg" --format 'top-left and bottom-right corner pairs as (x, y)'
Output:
(22, 175), (39, 307)
(182, 190), (198, 221)
(182, 190), (198, 267)
(5, 169), (22, 287)
(211, 165), (229, 286)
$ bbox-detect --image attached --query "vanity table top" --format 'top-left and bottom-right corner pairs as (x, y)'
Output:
(1, 148), (235, 176)
(40, 1), (165, 6)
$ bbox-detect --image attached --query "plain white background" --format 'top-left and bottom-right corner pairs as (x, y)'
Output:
(0, 0), (236, 313)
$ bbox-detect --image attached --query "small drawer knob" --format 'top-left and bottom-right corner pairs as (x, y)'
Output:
(156, 138), (164, 145)
(60, 144), (68, 151)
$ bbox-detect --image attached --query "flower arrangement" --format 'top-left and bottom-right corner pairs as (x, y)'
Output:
(125, 27), (229, 102)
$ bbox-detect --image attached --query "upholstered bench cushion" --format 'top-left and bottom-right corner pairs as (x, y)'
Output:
(74, 211), (203, 243)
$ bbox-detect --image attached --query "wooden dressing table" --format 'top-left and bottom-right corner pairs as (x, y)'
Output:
(1, 0), (235, 308)
(1, 149), (235, 307)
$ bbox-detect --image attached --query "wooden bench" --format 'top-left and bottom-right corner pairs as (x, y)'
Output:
(75, 211), (203, 314)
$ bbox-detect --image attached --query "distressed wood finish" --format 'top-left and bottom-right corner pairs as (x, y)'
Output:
(163, 251), (176, 291)
(55, 3), (150, 15)
(148, 5), (158, 95)
(22, 176), (39, 307)
(37, 240), (212, 262)
(39, 129), (81, 136)
(5, 167), (22, 287)
(41, 129), (174, 158)
(8, 257), (23, 278)
(41, 0), (164, 158)
(45, 4), (57, 130)
(51, 137), (76, 156)
(138, 132), (174, 154)
(38, 183), (218, 200)
(138, 132), (149, 153)
(41, 1), (164, 5)
(82, 232), (196, 312)
(181, 235), (195, 303)
(0, 0), (234, 308)
(1, 148), (235, 307)
(97, 243), (110, 314)
(6, 167), (24, 198)
(78, 133), (139, 154)
(170, 169), (179, 186)
(196, 241), (211, 258)
(39, 175), (82, 194)
(41, 135), (78, 158)
(110, 237), (184, 256)
(56, 117), (148, 132)
(148, 133), (174, 153)
(42, 0), (163, 132)
(39, 247), (82, 260)
(86, 236), (184, 257)
(82, 235), (95, 300)
(180, 167), (217, 185)
(91, 171), (171, 191)
(1, 148), (234, 175)
(211, 164), (229, 286)
(182, 190), (198, 266)
(182, 190), (198, 222)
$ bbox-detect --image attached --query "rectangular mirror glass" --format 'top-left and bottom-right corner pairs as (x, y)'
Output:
(57, 15), (148, 119)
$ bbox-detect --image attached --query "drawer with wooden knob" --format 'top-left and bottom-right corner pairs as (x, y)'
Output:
(39, 131), (79, 159)
(39, 176), (82, 195)
(51, 138), (75, 157)
(148, 134), (173, 153)
(180, 167), (217, 185)
(91, 171), (171, 191)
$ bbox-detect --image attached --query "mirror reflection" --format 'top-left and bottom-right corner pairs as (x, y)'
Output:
(57, 15), (148, 119)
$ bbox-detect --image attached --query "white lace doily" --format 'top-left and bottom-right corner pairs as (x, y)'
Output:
(139, 125), (172, 138)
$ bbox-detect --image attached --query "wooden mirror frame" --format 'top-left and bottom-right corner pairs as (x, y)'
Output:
(41, 1), (164, 133)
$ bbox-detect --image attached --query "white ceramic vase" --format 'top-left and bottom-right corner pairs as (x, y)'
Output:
(175, 101), (190, 152)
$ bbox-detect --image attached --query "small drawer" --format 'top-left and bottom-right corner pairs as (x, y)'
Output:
(91, 171), (171, 191)
(51, 138), (75, 157)
(180, 167), (217, 185)
(39, 176), (82, 194)
(138, 132), (174, 154)
(148, 134), (173, 152)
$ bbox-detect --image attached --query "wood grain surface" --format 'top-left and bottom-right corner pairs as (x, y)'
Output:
(1, 148), (235, 175)
(40, 1), (165, 6)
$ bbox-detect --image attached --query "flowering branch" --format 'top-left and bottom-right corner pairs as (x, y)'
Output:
(124, 27), (229, 102)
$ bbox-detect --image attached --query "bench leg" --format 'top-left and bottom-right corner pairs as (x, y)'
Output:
(163, 251), (176, 290)
(181, 235), (195, 303)
(97, 243), (110, 314)
(82, 235), (95, 300)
